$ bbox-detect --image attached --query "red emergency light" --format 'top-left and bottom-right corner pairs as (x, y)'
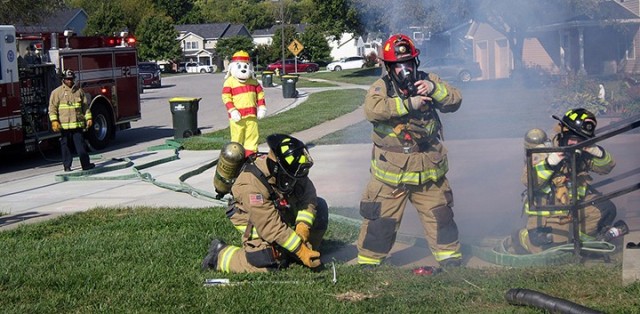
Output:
(126, 37), (136, 46)
(101, 87), (109, 94)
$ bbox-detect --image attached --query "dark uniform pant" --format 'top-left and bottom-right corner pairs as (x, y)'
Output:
(357, 177), (461, 264)
(60, 128), (91, 170)
(216, 198), (329, 273)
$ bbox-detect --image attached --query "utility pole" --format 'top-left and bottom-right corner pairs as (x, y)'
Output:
(279, 0), (286, 75)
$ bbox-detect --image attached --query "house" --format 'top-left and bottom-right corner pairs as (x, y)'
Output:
(15, 7), (89, 35)
(175, 23), (252, 70)
(425, 0), (640, 80)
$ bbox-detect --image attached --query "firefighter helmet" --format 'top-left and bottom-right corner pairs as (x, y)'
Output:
(381, 34), (420, 63)
(524, 128), (549, 149)
(552, 108), (597, 139)
(62, 69), (75, 80)
(231, 50), (251, 63)
(267, 134), (313, 194)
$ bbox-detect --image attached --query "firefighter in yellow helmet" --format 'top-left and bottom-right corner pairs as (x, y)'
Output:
(357, 34), (464, 268)
(202, 134), (328, 272)
(512, 108), (623, 254)
(222, 50), (267, 157)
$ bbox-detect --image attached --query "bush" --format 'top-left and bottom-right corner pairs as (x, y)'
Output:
(549, 73), (608, 116)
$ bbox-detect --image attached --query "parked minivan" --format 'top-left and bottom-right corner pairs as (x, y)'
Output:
(138, 62), (162, 88)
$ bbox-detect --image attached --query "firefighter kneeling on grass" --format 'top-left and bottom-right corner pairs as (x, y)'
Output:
(202, 134), (328, 272)
(512, 108), (626, 254)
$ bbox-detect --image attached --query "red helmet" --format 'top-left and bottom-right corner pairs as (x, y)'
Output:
(381, 34), (420, 63)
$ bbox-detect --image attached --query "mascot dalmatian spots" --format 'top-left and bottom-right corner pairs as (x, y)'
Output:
(222, 50), (267, 157)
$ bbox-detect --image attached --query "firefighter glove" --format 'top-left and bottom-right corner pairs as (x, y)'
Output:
(51, 121), (61, 132)
(86, 119), (93, 128)
(295, 243), (321, 268)
(409, 95), (427, 110)
(295, 222), (311, 243)
(257, 106), (267, 120)
(546, 152), (564, 166)
(582, 145), (603, 158)
(229, 109), (241, 122)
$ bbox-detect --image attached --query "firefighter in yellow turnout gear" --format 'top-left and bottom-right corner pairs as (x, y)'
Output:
(513, 108), (621, 254)
(202, 134), (328, 272)
(357, 34), (464, 268)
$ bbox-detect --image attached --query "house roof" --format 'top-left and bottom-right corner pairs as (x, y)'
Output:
(252, 23), (308, 37)
(530, 1), (640, 32)
(15, 8), (88, 34)
(175, 23), (251, 40)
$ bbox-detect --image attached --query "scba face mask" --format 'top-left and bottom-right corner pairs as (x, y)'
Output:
(392, 61), (418, 95)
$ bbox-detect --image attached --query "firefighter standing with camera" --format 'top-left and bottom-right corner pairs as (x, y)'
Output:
(357, 34), (464, 268)
(513, 108), (624, 254)
(202, 134), (328, 273)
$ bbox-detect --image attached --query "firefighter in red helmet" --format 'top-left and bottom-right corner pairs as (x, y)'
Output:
(357, 34), (464, 268)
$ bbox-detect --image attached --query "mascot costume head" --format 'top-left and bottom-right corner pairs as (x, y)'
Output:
(226, 50), (254, 82)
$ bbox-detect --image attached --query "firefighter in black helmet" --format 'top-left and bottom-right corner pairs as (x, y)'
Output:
(357, 34), (464, 268)
(512, 108), (623, 254)
(48, 69), (95, 172)
(202, 134), (328, 273)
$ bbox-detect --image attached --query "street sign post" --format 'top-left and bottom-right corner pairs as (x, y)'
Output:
(288, 39), (304, 73)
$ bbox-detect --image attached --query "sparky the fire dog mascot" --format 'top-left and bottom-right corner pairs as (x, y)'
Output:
(222, 50), (267, 157)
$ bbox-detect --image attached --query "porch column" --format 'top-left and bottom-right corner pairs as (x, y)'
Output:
(578, 27), (586, 75)
(559, 30), (567, 74)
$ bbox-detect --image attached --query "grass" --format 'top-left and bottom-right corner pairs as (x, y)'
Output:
(182, 88), (366, 150)
(1, 206), (638, 313)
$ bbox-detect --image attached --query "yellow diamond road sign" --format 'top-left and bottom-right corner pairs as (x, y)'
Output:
(288, 39), (304, 56)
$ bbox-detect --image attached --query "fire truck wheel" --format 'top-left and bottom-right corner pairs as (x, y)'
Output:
(86, 103), (114, 151)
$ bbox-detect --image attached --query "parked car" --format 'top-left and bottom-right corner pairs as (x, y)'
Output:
(266, 59), (319, 73)
(185, 61), (214, 73)
(419, 57), (482, 83)
(327, 56), (366, 71)
(138, 61), (161, 88)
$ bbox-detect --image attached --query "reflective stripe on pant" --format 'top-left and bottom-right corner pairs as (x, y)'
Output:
(229, 117), (259, 152)
(520, 194), (608, 254)
(357, 177), (461, 263)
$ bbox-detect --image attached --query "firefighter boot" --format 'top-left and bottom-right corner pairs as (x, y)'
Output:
(201, 239), (227, 271)
(439, 258), (462, 268)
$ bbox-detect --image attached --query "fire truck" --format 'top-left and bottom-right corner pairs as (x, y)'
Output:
(0, 25), (141, 153)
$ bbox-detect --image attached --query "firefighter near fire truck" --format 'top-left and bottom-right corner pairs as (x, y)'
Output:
(222, 50), (267, 158)
(202, 134), (328, 273)
(48, 69), (95, 171)
(511, 108), (626, 254)
(0, 25), (141, 155)
(356, 34), (464, 268)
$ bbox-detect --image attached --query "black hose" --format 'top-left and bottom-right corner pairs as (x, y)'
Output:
(505, 288), (603, 314)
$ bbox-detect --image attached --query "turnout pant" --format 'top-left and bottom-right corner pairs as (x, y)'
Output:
(357, 177), (461, 265)
(60, 128), (91, 169)
(229, 117), (259, 154)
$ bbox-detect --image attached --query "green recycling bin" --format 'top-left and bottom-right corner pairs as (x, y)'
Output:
(169, 97), (202, 139)
(262, 71), (274, 87)
(281, 74), (299, 98)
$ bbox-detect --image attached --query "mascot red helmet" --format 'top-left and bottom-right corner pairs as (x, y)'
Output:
(231, 50), (250, 63)
(381, 34), (420, 63)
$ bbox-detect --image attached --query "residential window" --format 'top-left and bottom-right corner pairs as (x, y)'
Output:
(186, 41), (199, 50)
(626, 40), (636, 60)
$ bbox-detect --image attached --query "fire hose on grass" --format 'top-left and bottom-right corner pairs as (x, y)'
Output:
(505, 288), (603, 314)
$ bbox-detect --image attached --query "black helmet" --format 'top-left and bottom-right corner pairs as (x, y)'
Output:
(266, 134), (313, 194)
(62, 69), (75, 80)
(552, 108), (597, 139)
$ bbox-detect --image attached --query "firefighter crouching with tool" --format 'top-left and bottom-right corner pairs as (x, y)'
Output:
(357, 34), (464, 268)
(202, 134), (328, 272)
(512, 108), (625, 254)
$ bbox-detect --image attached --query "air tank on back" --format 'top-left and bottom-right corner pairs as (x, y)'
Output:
(213, 142), (246, 199)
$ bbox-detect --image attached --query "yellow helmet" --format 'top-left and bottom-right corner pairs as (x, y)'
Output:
(524, 128), (548, 149)
(231, 50), (250, 63)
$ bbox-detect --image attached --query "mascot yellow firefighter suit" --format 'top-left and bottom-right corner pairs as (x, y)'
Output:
(201, 134), (328, 273)
(357, 34), (464, 268)
(222, 51), (267, 157)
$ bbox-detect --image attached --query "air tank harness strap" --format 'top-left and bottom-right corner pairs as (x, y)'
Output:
(471, 237), (616, 267)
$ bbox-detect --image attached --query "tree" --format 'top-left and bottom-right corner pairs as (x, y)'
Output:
(136, 13), (182, 62)
(84, 2), (127, 36)
(152, 0), (204, 24)
(215, 36), (255, 62)
(270, 25), (299, 61)
(0, 0), (65, 25)
(307, 0), (362, 38)
(299, 24), (331, 62)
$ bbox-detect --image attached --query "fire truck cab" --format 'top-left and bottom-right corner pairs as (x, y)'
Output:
(0, 25), (141, 153)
